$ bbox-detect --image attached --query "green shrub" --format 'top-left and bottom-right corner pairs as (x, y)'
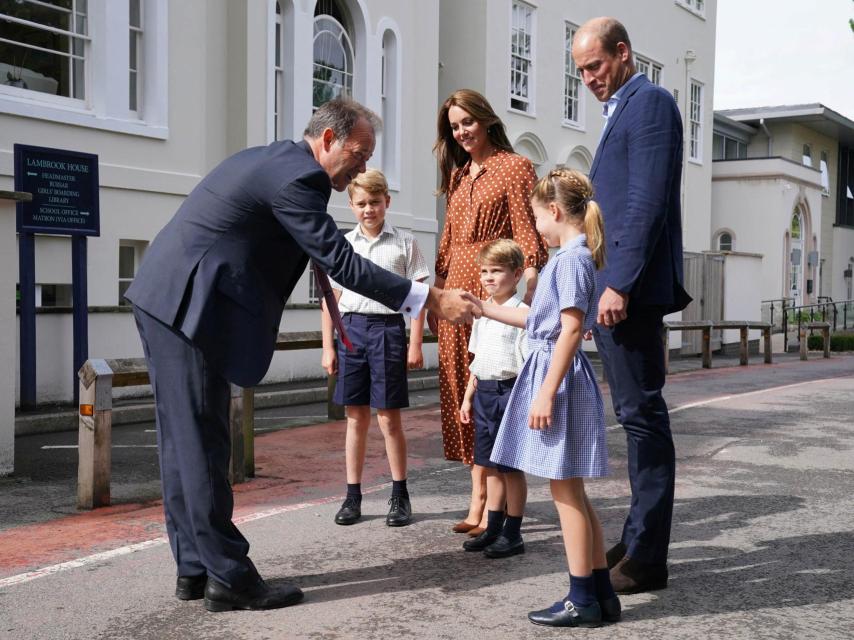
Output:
(807, 334), (854, 351)
(807, 335), (823, 350)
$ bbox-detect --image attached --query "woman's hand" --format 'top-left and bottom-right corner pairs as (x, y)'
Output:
(321, 347), (338, 376)
(528, 390), (554, 430)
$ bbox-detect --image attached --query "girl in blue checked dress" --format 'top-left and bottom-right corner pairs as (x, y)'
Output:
(475, 169), (620, 628)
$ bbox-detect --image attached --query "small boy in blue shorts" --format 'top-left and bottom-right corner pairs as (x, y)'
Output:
(320, 168), (429, 527)
(459, 239), (529, 557)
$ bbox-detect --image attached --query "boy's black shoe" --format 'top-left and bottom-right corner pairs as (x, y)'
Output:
(483, 535), (525, 558)
(385, 495), (412, 527)
(528, 599), (602, 628)
(334, 496), (362, 525)
(175, 574), (207, 600)
(463, 529), (500, 551)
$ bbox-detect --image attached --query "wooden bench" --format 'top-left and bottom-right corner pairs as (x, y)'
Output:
(662, 320), (772, 373)
(77, 330), (437, 509)
(800, 321), (831, 360)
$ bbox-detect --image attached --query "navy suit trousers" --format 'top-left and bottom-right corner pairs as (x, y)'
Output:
(133, 306), (259, 589)
(594, 307), (675, 565)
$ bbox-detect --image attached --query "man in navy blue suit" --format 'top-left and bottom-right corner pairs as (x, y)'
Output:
(126, 98), (479, 611)
(573, 18), (692, 594)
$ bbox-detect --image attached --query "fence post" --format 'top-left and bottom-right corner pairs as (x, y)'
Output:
(78, 359), (114, 509)
(763, 326), (772, 364)
(822, 326), (830, 359)
(701, 326), (712, 369)
(739, 326), (749, 365)
(783, 304), (789, 352)
(799, 327), (808, 361)
(228, 384), (245, 485)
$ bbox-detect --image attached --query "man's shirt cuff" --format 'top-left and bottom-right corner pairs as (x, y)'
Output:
(398, 280), (429, 317)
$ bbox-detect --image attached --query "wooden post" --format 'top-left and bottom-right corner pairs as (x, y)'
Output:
(701, 326), (712, 369)
(739, 326), (749, 366)
(763, 327), (772, 364)
(243, 387), (255, 478)
(327, 373), (345, 420)
(77, 359), (113, 509)
(822, 326), (830, 359)
(799, 327), (807, 361)
(228, 384), (245, 485)
(662, 326), (670, 374)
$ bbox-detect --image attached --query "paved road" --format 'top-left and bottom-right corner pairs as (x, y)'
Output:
(1, 354), (853, 639)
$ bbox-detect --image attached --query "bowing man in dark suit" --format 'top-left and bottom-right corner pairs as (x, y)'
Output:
(572, 18), (691, 594)
(125, 98), (479, 611)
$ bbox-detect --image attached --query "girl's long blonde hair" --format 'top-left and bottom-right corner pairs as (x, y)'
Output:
(531, 168), (605, 270)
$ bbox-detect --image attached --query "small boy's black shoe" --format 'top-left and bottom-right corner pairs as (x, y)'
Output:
(483, 535), (524, 558)
(600, 595), (622, 623)
(334, 496), (361, 525)
(528, 599), (602, 628)
(462, 529), (499, 551)
(385, 495), (412, 527)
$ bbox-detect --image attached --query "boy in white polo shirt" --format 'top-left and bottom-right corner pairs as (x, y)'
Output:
(321, 169), (429, 528)
(459, 239), (529, 558)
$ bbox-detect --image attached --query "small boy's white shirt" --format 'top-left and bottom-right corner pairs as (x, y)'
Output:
(468, 294), (529, 381)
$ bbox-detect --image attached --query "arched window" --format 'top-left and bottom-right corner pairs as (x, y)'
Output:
(380, 28), (400, 187)
(718, 232), (733, 251)
(312, 1), (354, 110)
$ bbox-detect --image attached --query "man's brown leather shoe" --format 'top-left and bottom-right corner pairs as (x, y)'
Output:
(610, 556), (668, 594)
(606, 541), (627, 569)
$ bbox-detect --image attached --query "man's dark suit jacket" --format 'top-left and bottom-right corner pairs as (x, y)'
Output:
(590, 74), (691, 312)
(126, 140), (412, 387)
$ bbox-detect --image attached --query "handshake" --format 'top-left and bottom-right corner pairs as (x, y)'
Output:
(425, 287), (482, 334)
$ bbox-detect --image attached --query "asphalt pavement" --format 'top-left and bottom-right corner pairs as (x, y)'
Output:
(1, 352), (853, 639)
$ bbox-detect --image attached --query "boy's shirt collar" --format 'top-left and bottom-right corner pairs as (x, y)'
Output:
(354, 219), (394, 241)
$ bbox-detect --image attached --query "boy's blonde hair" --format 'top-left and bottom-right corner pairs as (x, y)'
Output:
(347, 168), (389, 197)
(531, 168), (606, 270)
(477, 239), (525, 271)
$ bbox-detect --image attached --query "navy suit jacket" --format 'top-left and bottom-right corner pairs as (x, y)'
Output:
(590, 74), (691, 313)
(126, 140), (412, 387)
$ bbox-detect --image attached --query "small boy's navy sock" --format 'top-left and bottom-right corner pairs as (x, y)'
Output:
(501, 515), (523, 541)
(486, 510), (505, 534)
(593, 567), (616, 601)
(391, 479), (409, 498)
(346, 483), (362, 501)
(568, 573), (596, 607)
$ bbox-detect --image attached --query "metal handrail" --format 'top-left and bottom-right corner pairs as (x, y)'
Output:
(780, 298), (854, 351)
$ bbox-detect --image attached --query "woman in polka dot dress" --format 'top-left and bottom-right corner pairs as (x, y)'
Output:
(430, 89), (548, 533)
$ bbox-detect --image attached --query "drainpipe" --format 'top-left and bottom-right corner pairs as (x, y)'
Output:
(759, 118), (773, 156)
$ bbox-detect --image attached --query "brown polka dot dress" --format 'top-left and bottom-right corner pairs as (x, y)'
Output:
(435, 150), (548, 463)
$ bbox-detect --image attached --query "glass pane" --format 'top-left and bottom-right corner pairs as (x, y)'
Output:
(129, 69), (137, 110)
(725, 137), (738, 159)
(3, 1), (74, 32)
(72, 55), (84, 99)
(130, 0), (142, 28)
(119, 246), (135, 279)
(712, 134), (724, 160)
(719, 233), (732, 251)
(129, 33), (137, 69)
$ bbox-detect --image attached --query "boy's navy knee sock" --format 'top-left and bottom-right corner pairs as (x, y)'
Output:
(567, 573), (596, 607)
(593, 567), (616, 601)
(501, 515), (523, 541)
(391, 479), (409, 499)
(346, 483), (362, 502)
(486, 510), (505, 534)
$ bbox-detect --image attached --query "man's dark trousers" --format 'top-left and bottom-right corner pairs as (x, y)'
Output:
(133, 306), (259, 589)
(594, 306), (675, 565)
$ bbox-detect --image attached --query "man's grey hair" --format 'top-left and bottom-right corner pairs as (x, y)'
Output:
(304, 97), (383, 141)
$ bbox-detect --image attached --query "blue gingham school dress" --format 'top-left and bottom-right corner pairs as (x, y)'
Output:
(490, 234), (608, 480)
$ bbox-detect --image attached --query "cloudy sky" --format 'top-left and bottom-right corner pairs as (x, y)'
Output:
(714, 0), (854, 117)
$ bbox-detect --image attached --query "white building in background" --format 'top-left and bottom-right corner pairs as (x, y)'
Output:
(712, 105), (854, 308)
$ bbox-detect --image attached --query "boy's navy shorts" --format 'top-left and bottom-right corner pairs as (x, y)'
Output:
(333, 313), (409, 409)
(473, 377), (519, 472)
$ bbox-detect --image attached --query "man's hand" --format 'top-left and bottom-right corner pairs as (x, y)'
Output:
(426, 287), (481, 324)
(597, 287), (629, 327)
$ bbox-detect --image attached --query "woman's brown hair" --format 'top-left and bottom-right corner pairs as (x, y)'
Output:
(433, 89), (514, 195)
(531, 168), (606, 270)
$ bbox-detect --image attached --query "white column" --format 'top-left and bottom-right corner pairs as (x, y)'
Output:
(0, 193), (28, 476)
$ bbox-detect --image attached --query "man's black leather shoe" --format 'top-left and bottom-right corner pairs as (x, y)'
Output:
(606, 541), (627, 569)
(385, 495), (412, 527)
(600, 595), (622, 623)
(528, 599), (602, 627)
(203, 577), (304, 612)
(175, 574), (207, 600)
(610, 556), (668, 594)
(483, 535), (525, 558)
(334, 496), (361, 525)
(463, 529), (499, 551)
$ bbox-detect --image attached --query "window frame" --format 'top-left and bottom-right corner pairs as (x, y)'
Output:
(562, 22), (583, 129)
(508, 0), (535, 116)
(634, 53), (662, 86)
(675, 0), (706, 19)
(0, 0), (168, 139)
(117, 239), (147, 306)
(688, 79), (703, 163)
(311, 13), (355, 111)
